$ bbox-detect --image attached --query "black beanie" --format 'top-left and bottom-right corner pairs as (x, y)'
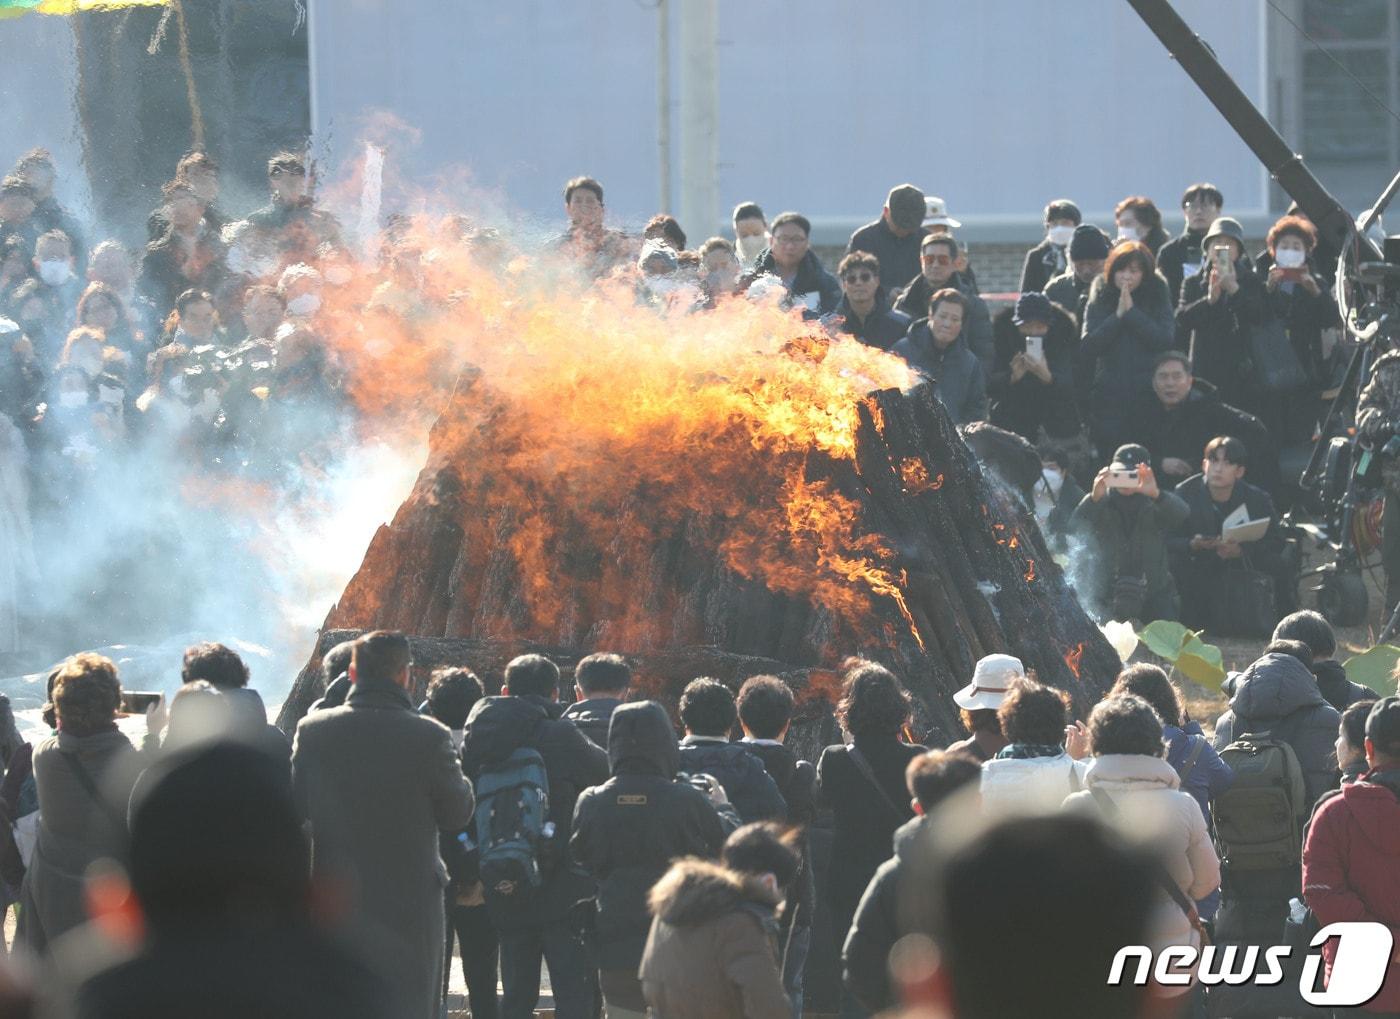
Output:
(1069, 225), (1111, 261)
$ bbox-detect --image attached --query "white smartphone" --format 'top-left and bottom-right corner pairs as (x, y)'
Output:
(1025, 335), (1044, 360)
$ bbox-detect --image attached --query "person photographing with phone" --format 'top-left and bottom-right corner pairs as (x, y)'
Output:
(1176, 217), (1262, 407)
(988, 292), (1080, 444)
(1070, 443), (1189, 622)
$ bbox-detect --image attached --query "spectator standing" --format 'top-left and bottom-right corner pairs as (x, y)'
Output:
(735, 675), (817, 1017)
(825, 251), (911, 351)
(1131, 351), (1279, 497)
(1272, 610), (1374, 712)
(1045, 224), (1110, 326)
(572, 700), (728, 1019)
(1177, 216), (1263, 405)
(697, 237), (741, 304)
(1018, 199), (1081, 294)
(291, 631), (475, 1018)
(1070, 444), (1189, 622)
(732, 202), (768, 270)
(1302, 698), (1400, 1015)
(17, 653), (141, 953)
(892, 233), (992, 366)
(13, 149), (84, 272)
(26, 230), (81, 360)
(1081, 241), (1175, 456)
(981, 678), (1089, 815)
(179, 642), (291, 772)
(841, 750), (981, 1014)
(987, 291), (1079, 443)
(677, 677), (785, 823)
(139, 181), (227, 320)
(561, 651), (631, 749)
(846, 184), (928, 293)
(639, 822), (798, 1019)
(1157, 183), (1224, 305)
(75, 743), (394, 1019)
(891, 289), (988, 426)
(241, 152), (343, 270)
(946, 653), (1019, 762)
(745, 212), (840, 316)
(1329, 698), (1378, 787)
(643, 214), (687, 252)
(459, 653), (607, 1019)
(815, 660), (924, 1017)
(0, 176), (40, 255)
(1063, 694), (1220, 1000)
(1114, 195), (1169, 254)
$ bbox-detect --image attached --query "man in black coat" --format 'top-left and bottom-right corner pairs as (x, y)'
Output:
(1272, 610), (1375, 712)
(743, 211), (841, 316)
(1176, 215), (1262, 404)
(1130, 350), (1280, 497)
(1046, 224), (1110, 324)
(1167, 436), (1291, 634)
(460, 654), (609, 1019)
(823, 251), (912, 351)
(561, 652), (631, 749)
(292, 632), (475, 1019)
(676, 678), (786, 824)
(987, 292), (1080, 443)
(736, 675), (817, 1017)
(1018, 199), (1081, 295)
(845, 184), (928, 293)
(893, 233), (993, 368)
(571, 701), (728, 1018)
(1157, 182), (1223, 307)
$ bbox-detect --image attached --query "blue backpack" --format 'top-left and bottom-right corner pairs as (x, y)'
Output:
(473, 745), (551, 913)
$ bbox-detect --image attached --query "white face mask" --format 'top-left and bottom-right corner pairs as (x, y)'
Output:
(58, 390), (88, 409)
(1116, 226), (1142, 243)
(1275, 248), (1306, 269)
(1048, 225), (1075, 247)
(38, 259), (73, 287)
(1041, 467), (1064, 495)
(736, 234), (767, 264)
(286, 293), (322, 316)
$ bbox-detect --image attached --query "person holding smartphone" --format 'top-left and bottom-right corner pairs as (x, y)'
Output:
(1176, 216), (1262, 406)
(988, 291), (1080, 443)
(1070, 443), (1189, 622)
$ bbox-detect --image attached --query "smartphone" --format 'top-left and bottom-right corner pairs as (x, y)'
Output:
(1024, 335), (1044, 360)
(120, 691), (163, 714)
(1212, 245), (1233, 276)
(1105, 469), (1140, 490)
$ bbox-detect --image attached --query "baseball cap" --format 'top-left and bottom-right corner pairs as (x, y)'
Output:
(1110, 444), (1151, 471)
(887, 184), (927, 231)
(953, 654), (1025, 711)
(923, 196), (961, 229)
(1366, 697), (1400, 756)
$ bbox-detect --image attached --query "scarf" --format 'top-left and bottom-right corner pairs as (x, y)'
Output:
(993, 742), (1065, 761)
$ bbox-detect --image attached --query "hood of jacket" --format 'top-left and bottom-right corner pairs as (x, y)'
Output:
(648, 857), (780, 927)
(1338, 775), (1400, 855)
(607, 700), (679, 777)
(678, 738), (762, 778)
(463, 694), (558, 763)
(1311, 659), (1370, 711)
(1083, 753), (1181, 792)
(1086, 270), (1171, 313)
(562, 695), (622, 727)
(1228, 653), (1331, 729)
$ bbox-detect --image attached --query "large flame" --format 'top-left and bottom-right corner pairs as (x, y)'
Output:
(316, 222), (927, 650)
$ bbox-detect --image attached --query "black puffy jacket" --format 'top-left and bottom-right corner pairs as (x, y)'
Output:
(741, 740), (816, 929)
(677, 737), (787, 824)
(562, 696), (623, 749)
(571, 702), (727, 972)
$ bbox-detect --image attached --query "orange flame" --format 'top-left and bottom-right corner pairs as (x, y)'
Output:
(898, 458), (943, 497)
(1064, 642), (1087, 679)
(1024, 559), (1037, 584)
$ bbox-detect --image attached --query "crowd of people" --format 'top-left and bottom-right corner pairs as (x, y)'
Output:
(0, 615), (1394, 1018)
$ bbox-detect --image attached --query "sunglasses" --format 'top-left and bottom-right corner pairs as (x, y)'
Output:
(843, 271), (875, 283)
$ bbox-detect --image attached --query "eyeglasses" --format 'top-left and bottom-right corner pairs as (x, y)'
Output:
(843, 271), (875, 283)
(772, 233), (806, 246)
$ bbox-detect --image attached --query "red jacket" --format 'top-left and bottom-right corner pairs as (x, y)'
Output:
(1302, 775), (1400, 1013)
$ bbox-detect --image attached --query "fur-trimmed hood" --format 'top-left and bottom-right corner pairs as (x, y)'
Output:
(648, 857), (780, 927)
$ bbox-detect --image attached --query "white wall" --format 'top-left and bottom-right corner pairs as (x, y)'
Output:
(308, 0), (1268, 243)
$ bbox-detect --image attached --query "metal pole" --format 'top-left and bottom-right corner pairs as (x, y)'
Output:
(678, 0), (718, 240)
(1126, 0), (1379, 259)
(657, 0), (672, 215)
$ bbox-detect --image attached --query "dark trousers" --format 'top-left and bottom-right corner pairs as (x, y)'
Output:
(447, 901), (498, 1019)
(498, 920), (598, 1019)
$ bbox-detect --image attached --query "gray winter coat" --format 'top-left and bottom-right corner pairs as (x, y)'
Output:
(18, 728), (140, 953)
(892, 321), (988, 425)
(1211, 652), (1341, 803)
(842, 815), (925, 1013)
(292, 679), (475, 1019)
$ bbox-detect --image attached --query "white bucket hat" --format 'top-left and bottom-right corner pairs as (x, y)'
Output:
(923, 196), (961, 229)
(953, 654), (1024, 711)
